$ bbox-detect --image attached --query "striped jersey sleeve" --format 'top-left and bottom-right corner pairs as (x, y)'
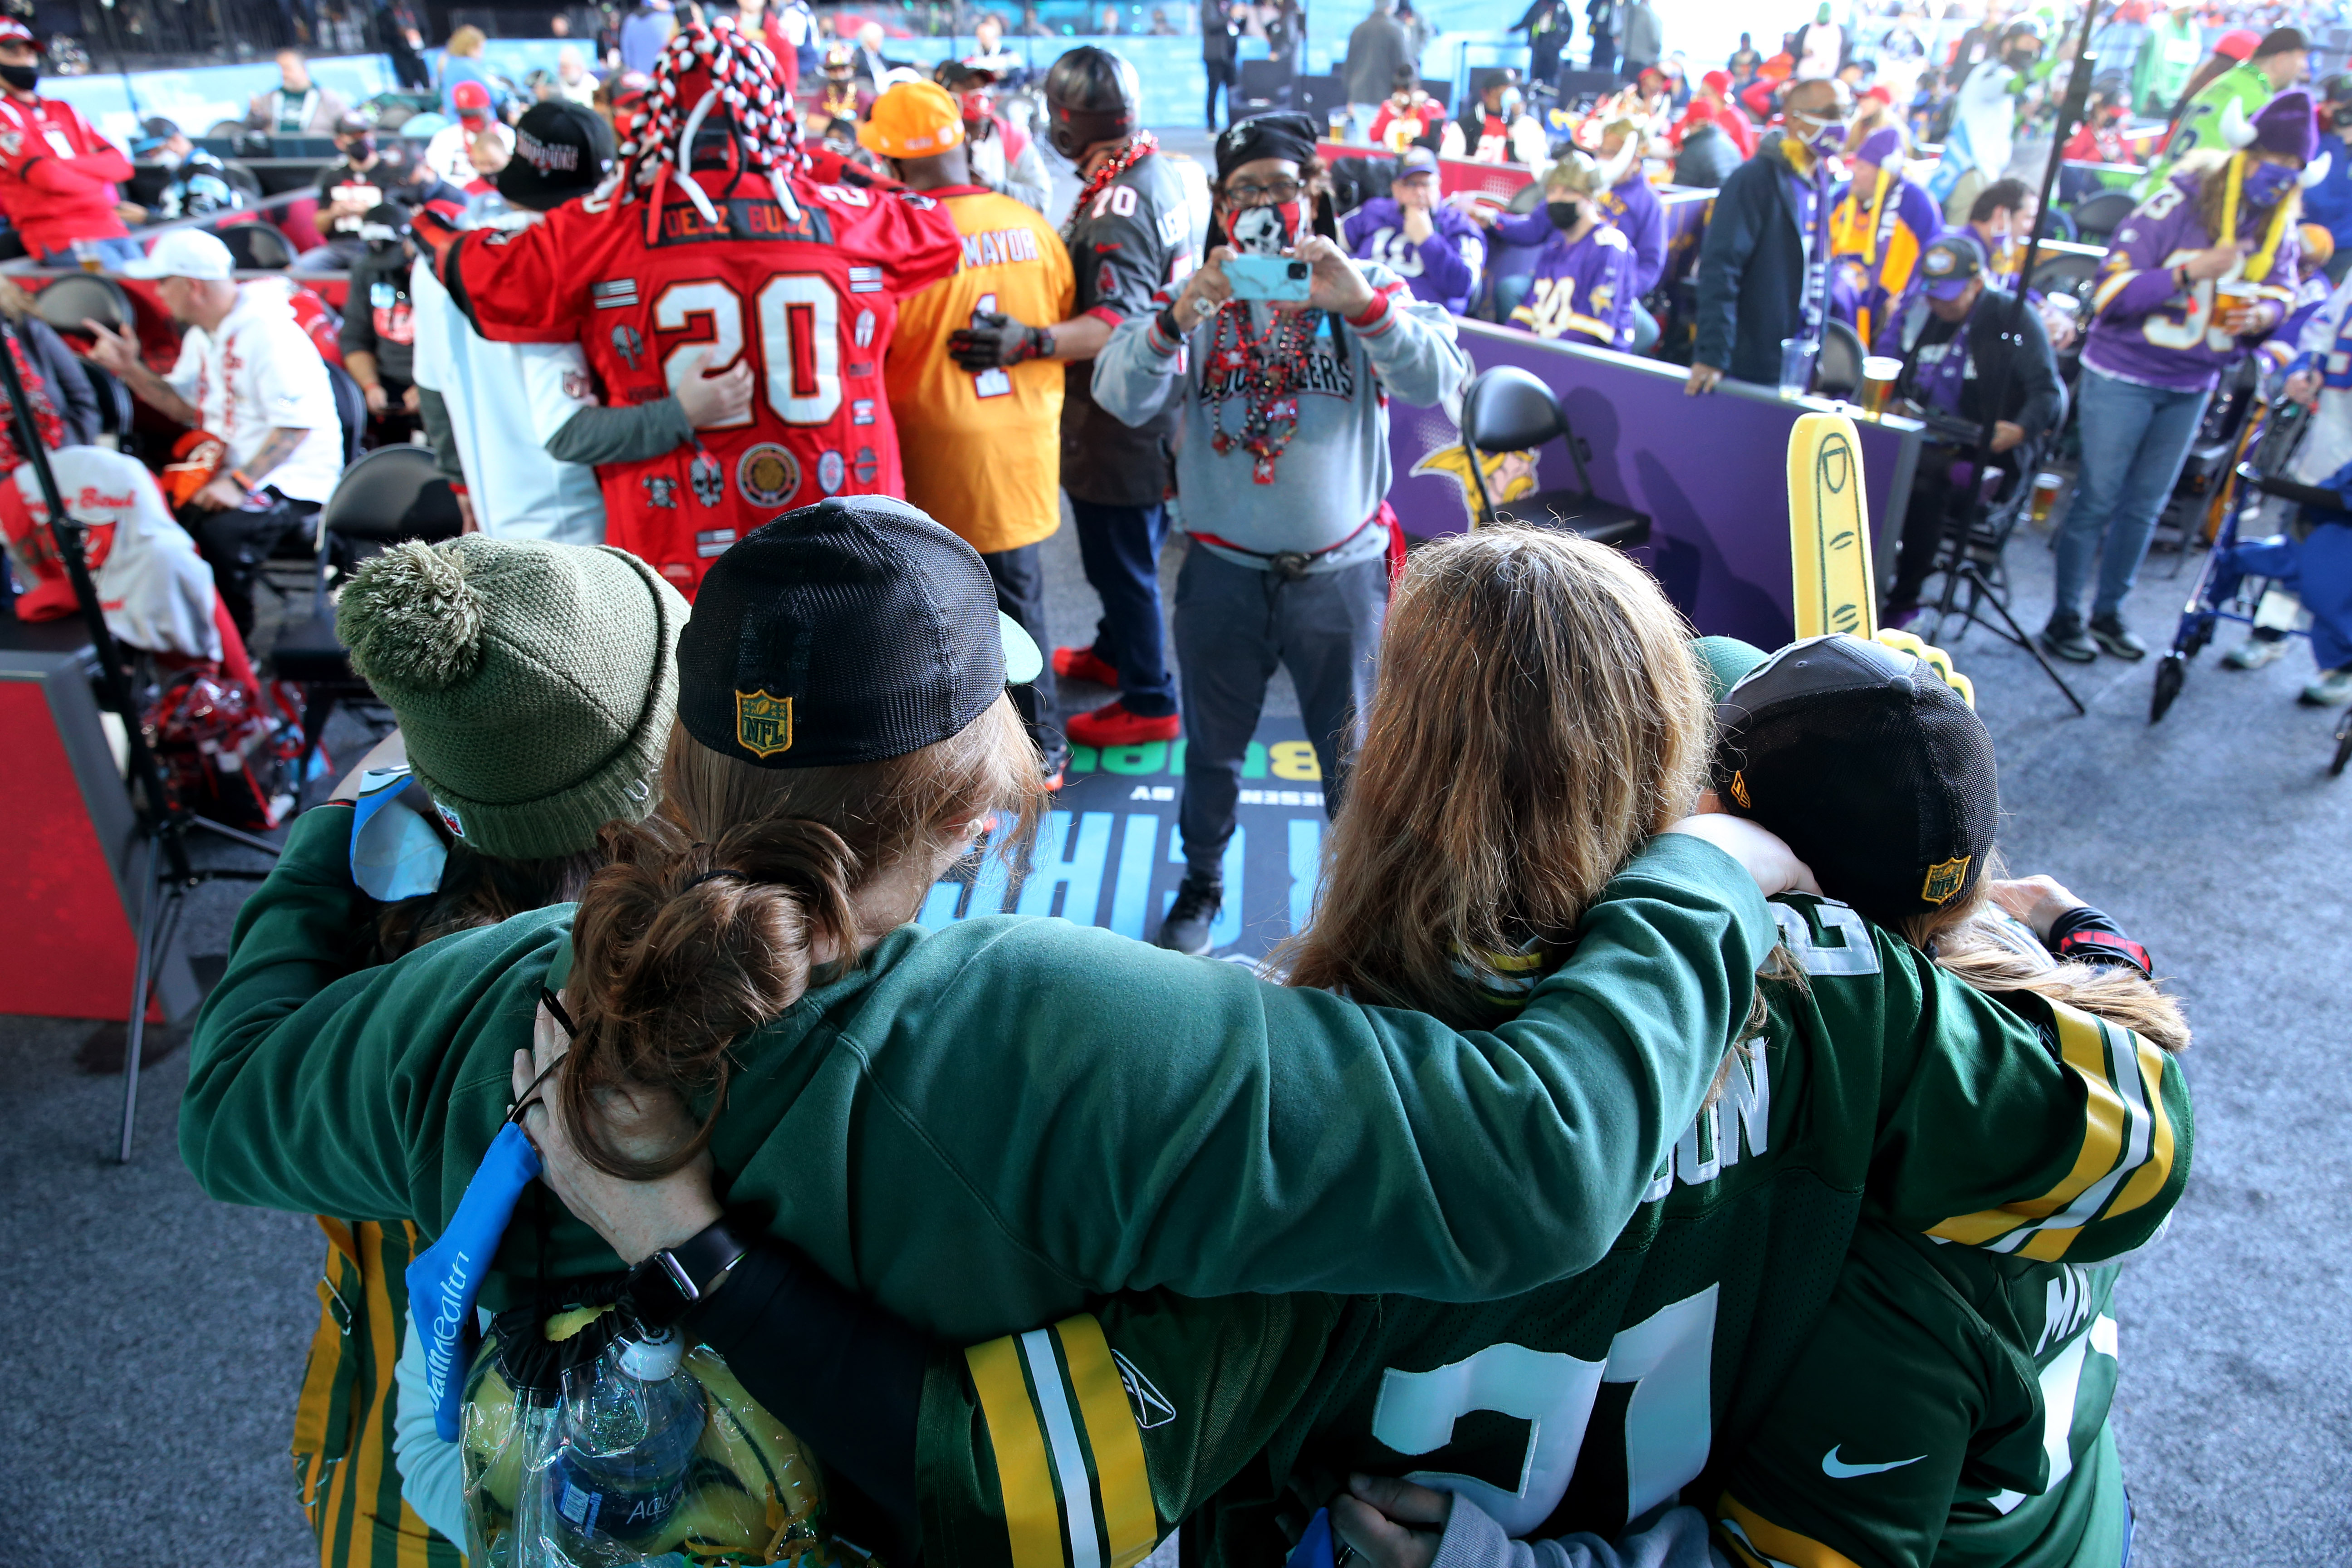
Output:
(916, 1293), (1343, 1568)
(1864, 946), (2191, 1264)
(1923, 1000), (2183, 1262)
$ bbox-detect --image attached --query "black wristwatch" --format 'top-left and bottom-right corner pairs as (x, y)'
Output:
(622, 1217), (748, 1330)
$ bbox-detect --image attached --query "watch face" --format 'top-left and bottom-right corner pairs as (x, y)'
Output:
(622, 1253), (695, 1329)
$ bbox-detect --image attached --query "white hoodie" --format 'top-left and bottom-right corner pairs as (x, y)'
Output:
(165, 278), (344, 505)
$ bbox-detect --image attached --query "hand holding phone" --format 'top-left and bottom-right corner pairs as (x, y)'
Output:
(1224, 252), (1314, 303)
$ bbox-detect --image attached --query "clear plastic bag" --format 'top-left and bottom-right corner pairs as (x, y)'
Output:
(461, 1302), (843, 1568)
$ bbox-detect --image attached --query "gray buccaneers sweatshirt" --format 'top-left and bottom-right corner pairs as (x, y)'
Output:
(1091, 259), (1467, 573)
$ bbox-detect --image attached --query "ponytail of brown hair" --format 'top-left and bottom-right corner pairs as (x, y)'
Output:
(559, 694), (1047, 1179)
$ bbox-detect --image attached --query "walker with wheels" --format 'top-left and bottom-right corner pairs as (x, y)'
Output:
(2150, 403), (2352, 775)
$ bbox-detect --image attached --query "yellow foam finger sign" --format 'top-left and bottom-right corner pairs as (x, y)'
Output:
(1788, 412), (1877, 640)
(1871, 627), (1976, 709)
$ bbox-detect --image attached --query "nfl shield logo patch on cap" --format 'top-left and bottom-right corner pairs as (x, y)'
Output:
(1920, 854), (1972, 905)
(735, 688), (795, 757)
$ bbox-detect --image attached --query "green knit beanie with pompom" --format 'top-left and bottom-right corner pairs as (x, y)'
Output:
(336, 536), (688, 862)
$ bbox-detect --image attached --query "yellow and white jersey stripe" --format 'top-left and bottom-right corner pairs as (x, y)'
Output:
(1717, 1494), (1868, 1568)
(1927, 1002), (2179, 1262)
(965, 1315), (1161, 1568)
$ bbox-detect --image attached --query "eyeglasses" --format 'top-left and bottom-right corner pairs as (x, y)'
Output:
(1225, 177), (1302, 206)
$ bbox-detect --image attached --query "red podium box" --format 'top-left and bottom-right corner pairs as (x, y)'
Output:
(0, 616), (198, 1022)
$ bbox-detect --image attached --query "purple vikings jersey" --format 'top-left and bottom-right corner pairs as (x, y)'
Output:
(1343, 197), (1487, 315)
(2083, 174), (2299, 392)
(1512, 224), (1637, 350)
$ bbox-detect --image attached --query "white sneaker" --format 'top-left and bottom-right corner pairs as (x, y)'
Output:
(2224, 637), (2292, 670)
(2300, 667), (2352, 706)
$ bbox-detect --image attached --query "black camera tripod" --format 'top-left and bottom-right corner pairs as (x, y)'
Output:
(0, 316), (281, 1162)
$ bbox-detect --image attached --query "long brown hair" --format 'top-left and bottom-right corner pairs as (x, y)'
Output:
(1902, 864), (2191, 1054)
(559, 695), (1048, 1178)
(1279, 527), (1711, 1024)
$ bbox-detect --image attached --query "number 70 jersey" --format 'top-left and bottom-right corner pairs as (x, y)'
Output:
(443, 164), (962, 595)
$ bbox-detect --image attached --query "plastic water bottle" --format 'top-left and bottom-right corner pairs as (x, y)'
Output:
(548, 1327), (708, 1553)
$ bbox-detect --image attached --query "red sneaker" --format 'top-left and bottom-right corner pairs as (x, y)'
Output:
(1052, 644), (1121, 687)
(1065, 699), (1180, 748)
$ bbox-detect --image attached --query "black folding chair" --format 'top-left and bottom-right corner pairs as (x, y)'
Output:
(217, 220), (295, 271)
(2067, 188), (2137, 247)
(1458, 365), (1651, 548)
(1817, 317), (1867, 398)
(270, 445), (464, 798)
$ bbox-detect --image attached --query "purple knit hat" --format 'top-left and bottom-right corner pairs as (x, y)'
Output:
(2249, 88), (2320, 162)
(1854, 126), (1905, 167)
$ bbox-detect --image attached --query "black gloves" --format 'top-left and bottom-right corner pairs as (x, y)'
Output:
(947, 311), (1055, 372)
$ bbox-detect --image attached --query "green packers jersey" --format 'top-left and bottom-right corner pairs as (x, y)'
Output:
(914, 898), (2187, 1568)
(1715, 1224), (2127, 1568)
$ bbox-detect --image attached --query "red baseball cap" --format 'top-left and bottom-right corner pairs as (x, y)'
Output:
(2216, 29), (2261, 60)
(1862, 84), (1893, 105)
(1703, 69), (1733, 95)
(0, 19), (43, 48)
(453, 79), (493, 120)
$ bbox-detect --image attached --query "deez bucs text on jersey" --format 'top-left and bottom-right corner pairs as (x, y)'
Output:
(441, 163), (960, 594)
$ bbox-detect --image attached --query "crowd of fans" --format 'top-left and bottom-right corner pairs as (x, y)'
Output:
(0, 9), (2301, 1568)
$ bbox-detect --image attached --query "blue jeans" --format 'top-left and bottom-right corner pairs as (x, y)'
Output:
(1172, 547), (1387, 878)
(1069, 497), (1178, 718)
(42, 236), (145, 269)
(2053, 367), (2213, 624)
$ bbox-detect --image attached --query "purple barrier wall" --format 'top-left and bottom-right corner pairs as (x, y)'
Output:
(1385, 321), (1923, 649)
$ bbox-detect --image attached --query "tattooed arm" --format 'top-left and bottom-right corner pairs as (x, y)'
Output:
(83, 320), (199, 428)
(191, 426), (314, 512)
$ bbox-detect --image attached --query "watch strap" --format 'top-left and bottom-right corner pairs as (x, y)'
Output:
(625, 1216), (747, 1328)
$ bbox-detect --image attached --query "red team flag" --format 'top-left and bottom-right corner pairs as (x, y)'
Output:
(436, 20), (960, 594)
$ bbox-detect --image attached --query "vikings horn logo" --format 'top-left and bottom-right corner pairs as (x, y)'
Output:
(689, 450), (725, 507)
(612, 324), (646, 370)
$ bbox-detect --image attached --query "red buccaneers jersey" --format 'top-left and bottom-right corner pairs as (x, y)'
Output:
(445, 163), (960, 593)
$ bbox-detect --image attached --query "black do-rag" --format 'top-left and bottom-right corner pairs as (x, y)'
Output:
(1215, 111), (1321, 181)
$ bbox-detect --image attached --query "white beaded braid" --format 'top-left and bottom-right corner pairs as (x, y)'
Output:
(612, 18), (806, 235)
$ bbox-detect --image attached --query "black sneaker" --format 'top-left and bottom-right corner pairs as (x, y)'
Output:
(2038, 614), (2097, 664)
(1156, 875), (1223, 955)
(2088, 613), (2147, 661)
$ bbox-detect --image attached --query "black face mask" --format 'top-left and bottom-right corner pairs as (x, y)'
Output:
(0, 64), (39, 93)
(345, 134), (375, 162)
(1547, 199), (1583, 231)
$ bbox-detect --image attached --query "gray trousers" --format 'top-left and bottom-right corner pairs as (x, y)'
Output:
(1173, 545), (1388, 880)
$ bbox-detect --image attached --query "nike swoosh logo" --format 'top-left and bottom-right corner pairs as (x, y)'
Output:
(1821, 1446), (1927, 1479)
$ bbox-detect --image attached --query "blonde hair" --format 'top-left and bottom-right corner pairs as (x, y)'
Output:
(1279, 528), (1710, 1023)
(1901, 868), (2191, 1054)
(447, 24), (486, 55)
(559, 697), (1048, 1178)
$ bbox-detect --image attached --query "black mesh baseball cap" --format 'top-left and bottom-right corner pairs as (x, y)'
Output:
(677, 497), (1041, 769)
(1712, 634), (1999, 926)
(497, 99), (616, 211)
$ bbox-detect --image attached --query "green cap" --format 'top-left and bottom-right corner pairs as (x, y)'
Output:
(337, 537), (689, 861)
(1695, 635), (1769, 703)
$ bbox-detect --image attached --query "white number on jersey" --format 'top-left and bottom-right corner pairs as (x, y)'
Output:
(1091, 183), (1140, 220)
(1769, 900), (1882, 976)
(653, 274), (843, 427)
(1369, 1286), (1721, 1534)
